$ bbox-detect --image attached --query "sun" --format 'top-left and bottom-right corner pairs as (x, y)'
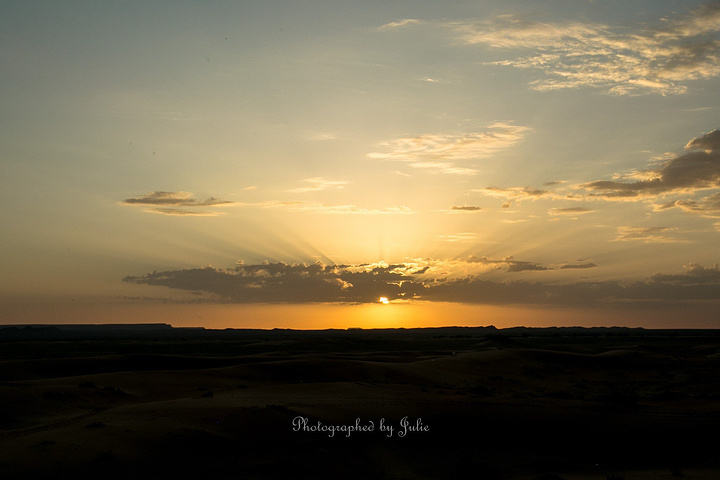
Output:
(379, 297), (390, 305)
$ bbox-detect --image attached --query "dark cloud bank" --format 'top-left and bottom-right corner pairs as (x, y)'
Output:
(582, 129), (720, 199)
(123, 261), (720, 307)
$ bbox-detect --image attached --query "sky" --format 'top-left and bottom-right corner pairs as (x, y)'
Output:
(2, 0), (720, 329)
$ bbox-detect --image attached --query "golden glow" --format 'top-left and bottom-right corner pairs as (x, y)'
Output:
(379, 297), (390, 305)
(3, 301), (713, 330)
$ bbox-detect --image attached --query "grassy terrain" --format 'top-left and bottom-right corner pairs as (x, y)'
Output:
(1, 325), (720, 479)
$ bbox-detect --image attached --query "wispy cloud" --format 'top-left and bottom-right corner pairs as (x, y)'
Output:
(368, 122), (529, 175)
(434, 205), (483, 215)
(506, 261), (550, 273)
(119, 191), (235, 216)
(238, 200), (414, 215)
(378, 18), (424, 30)
(451, 205), (482, 212)
(406, 161), (478, 175)
(438, 232), (480, 242)
(288, 177), (349, 193)
(560, 262), (598, 270)
(143, 208), (225, 217)
(656, 192), (720, 218)
(614, 226), (679, 243)
(466, 254), (550, 273)
(121, 191), (234, 207)
(474, 186), (556, 207)
(549, 207), (593, 216)
(448, 1), (720, 95)
(310, 133), (338, 141)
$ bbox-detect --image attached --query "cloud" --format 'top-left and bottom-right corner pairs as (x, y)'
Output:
(614, 226), (679, 243)
(406, 161), (478, 175)
(121, 191), (234, 207)
(450, 205), (482, 212)
(580, 129), (720, 200)
(650, 263), (720, 284)
(464, 255), (550, 273)
(378, 19), (424, 30)
(560, 263), (598, 270)
(423, 266), (720, 305)
(368, 123), (529, 175)
(686, 128), (720, 151)
(472, 128), (720, 224)
(474, 186), (556, 207)
(310, 133), (337, 141)
(448, 2), (720, 95)
(468, 128), (720, 223)
(548, 207), (593, 216)
(123, 194), (414, 216)
(438, 233), (480, 242)
(656, 192), (720, 217)
(120, 191), (235, 216)
(505, 261), (550, 273)
(124, 260), (720, 307)
(238, 200), (414, 215)
(144, 208), (226, 217)
(124, 261), (424, 304)
(288, 177), (349, 193)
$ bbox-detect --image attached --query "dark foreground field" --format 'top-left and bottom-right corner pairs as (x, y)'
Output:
(1, 324), (720, 480)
